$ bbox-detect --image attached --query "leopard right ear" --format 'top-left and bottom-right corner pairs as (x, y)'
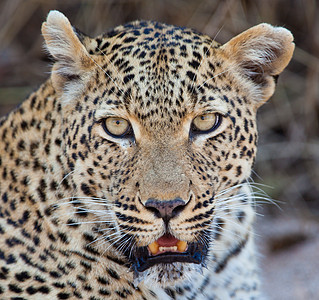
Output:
(221, 23), (294, 106)
(42, 10), (94, 99)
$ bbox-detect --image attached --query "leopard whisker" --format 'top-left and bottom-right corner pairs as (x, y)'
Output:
(100, 228), (135, 256)
(190, 25), (224, 93)
(56, 170), (75, 191)
(66, 220), (115, 226)
(117, 234), (135, 255)
(208, 220), (256, 240)
(88, 230), (121, 247)
(57, 196), (112, 202)
(87, 54), (125, 97)
(197, 65), (235, 91)
(95, 46), (135, 104)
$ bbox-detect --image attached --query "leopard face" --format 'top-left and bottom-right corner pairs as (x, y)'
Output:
(39, 11), (294, 286)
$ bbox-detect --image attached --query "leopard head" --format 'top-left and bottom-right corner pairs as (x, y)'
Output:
(42, 11), (294, 286)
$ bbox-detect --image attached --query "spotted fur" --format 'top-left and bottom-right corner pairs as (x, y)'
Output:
(0, 11), (294, 299)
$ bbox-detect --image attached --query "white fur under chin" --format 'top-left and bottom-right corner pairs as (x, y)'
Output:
(134, 262), (204, 288)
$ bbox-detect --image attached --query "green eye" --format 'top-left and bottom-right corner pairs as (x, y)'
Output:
(191, 113), (222, 134)
(102, 117), (132, 138)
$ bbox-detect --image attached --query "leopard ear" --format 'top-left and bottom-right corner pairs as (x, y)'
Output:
(42, 10), (94, 99)
(221, 23), (294, 105)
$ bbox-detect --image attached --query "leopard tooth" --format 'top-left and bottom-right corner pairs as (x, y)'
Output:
(176, 240), (187, 252)
(159, 246), (178, 252)
(148, 241), (159, 255)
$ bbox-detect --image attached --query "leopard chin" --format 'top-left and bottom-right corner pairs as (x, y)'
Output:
(133, 262), (203, 288)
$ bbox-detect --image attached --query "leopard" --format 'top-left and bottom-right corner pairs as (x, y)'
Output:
(0, 10), (294, 300)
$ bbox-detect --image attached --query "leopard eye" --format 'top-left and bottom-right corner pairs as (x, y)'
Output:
(102, 117), (132, 138)
(191, 113), (222, 134)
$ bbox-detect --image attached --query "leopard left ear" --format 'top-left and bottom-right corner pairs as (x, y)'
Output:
(221, 23), (294, 106)
(42, 10), (94, 100)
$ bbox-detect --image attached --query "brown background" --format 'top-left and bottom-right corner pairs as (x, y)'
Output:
(0, 1), (318, 299)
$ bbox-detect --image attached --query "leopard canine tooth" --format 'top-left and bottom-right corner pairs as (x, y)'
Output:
(148, 241), (159, 254)
(177, 240), (187, 252)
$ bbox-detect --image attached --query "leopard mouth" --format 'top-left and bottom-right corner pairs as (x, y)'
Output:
(131, 234), (208, 272)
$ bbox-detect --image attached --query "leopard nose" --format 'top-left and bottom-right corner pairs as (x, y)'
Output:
(144, 198), (187, 221)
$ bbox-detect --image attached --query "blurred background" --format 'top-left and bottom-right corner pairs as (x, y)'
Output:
(0, 0), (318, 299)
